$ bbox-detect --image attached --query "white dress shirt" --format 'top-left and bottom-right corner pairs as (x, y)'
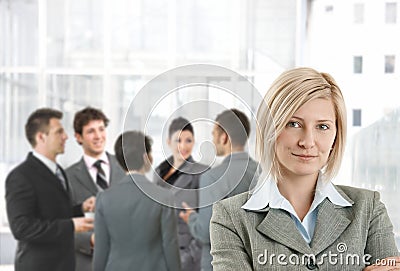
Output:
(83, 152), (111, 186)
(242, 172), (352, 243)
(32, 151), (58, 174)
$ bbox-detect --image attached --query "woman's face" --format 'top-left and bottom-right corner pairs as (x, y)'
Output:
(168, 130), (194, 162)
(275, 98), (337, 180)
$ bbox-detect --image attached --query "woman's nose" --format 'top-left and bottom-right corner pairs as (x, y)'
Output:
(298, 128), (315, 149)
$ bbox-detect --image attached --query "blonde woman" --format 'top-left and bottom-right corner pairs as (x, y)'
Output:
(210, 67), (399, 270)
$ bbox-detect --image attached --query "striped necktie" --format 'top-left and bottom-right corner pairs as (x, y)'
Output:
(55, 166), (67, 190)
(93, 160), (108, 190)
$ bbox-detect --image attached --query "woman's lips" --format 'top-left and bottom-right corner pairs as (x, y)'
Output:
(292, 153), (317, 160)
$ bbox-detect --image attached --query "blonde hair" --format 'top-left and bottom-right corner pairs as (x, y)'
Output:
(255, 67), (347, 185)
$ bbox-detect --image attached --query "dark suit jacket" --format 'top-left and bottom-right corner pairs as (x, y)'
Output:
(5, 153), (83, 271)
(66, 153), (125, 271)
(210, 185), (400, 271)
(94, 174), (181, 271)
(154, 156), (209, 271)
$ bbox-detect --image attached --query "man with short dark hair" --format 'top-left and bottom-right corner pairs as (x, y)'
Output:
(180, 109), (259, 271)
(5, 108), (95, 271)
(66, 106), (125, 271)
(93, 131), (181, 271)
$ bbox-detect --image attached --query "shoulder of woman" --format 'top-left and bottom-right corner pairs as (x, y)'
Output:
(335, 184), (378, 202)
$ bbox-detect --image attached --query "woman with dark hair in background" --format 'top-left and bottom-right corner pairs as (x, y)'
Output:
(154, 117), (209, 271)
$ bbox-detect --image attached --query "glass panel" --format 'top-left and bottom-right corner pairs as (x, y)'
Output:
(109, 75), (145, 130)
(353, 3), (364, 24)
(47, 0), (103, 67)
(110, 75), (165, 167)
(0, 73), (38, 229)
(252, 0), (297, 70)
(47, 74), (103, 109)
(385, 2), (397, 24)
(352, 111), (400, 246)
(385, 55), (395, 73)
(325, 5), (334, 12)
(352, 109), (362, 126)
(0, 73), (38, 164)
(353, 56), (363, 73)
(0, 0), (38, 66)
(176, 0), (232, 66)
(110, 0), (169, 69)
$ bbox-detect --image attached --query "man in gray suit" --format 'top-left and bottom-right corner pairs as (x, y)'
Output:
(66, 107), (125, 271)
(94, 131), (181, 271)
(180, 109), (259, 271)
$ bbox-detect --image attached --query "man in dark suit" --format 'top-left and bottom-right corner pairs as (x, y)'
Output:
(66, 107), (125, 271)
(180, 109), (259, 271)
(5, 108), (95, 271)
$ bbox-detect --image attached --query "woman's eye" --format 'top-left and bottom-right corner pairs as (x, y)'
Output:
(287, 121), (300, 128)
(318, 124), (329, 130)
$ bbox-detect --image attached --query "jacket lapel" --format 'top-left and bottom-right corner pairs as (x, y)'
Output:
(310, 198), (351, 255)
(28, 154), (71, 198)
(171, 161), (196, 189)
(73, 158), (99, 194)
(256, 208), (313, 255)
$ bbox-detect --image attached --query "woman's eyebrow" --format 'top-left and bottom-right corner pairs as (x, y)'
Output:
(291, 116), (335, 123)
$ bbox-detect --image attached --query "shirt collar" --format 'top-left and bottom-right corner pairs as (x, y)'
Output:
(242, 172), (352, 211)
(84, 152), (109, 169)
(32, 150), (58, 174)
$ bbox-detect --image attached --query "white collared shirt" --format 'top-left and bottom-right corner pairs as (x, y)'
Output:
(32, 151), (58, 174)
(242, 172), (352, 244)
(83, 152), (110, 186)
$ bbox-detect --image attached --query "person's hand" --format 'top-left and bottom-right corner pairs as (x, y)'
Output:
(82, 196), (96, 212)
(90, 233), (95, 248)
(363, 256), (400, 271)
(72, 217), (94, 232)
(179, 201), (195, 224)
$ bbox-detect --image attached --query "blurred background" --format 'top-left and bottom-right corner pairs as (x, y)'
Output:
(1, 0), (399, 267)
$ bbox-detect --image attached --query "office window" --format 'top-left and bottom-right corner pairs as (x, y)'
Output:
(325, 5), (334, 12)
(354, 3), (364, 24)
(385, 55), (395, 73)
(353, 109), (362, 126)
(0, 0), (38, 66)
(353, 56), (363, 73)
(385, 2), (397, 24)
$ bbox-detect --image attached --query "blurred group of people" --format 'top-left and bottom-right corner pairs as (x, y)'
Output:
(5, 104), (255, 271)
(5, 67), (400, 271)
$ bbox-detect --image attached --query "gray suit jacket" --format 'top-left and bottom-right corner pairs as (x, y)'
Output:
(93, 174), (181, 271)
(188, 152), (259, 271)
(210, 185), (399, 271)
(154, 157), (209, 271)
(66, 153), (125, 271)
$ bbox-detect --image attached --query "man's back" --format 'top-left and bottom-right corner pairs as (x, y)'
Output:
(94, 174), (181, 271)
(66, 153), (125, 271)
(188, 152), (259, 271)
